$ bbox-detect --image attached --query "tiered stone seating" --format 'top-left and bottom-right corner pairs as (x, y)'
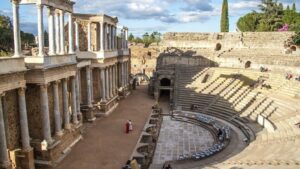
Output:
(174, 66), (300, 166)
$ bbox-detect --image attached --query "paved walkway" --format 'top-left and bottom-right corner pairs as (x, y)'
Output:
(55, 85), (154, 169)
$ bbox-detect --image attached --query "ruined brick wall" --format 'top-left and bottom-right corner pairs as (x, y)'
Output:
(3, 89), (21, 150)
(129, 44), (161, 78)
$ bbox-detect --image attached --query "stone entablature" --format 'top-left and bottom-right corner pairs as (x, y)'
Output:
(0, 57), (27, 75)
(73, 13), (118, 26)
(20, 0), (74, 13)
(24, 54), (77, 69)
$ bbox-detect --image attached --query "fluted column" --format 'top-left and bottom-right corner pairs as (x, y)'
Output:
(90, 68), (94, 102)
(112, 65), (115, 95)
(59, 10), (65, 54)
(37, 4), (44, 57)
(100, 22), (104, 51)
(87, 22), (92, 51)
(71, 77), (78, 124)
(105, 67), (109, 100)
(0, 93), (10, 168)
(62, 79), (71, 130)
(55, 11), (61, 54)
(86, 67), (92, 107)
(104, 23), (107, 50)
(40, 84), (53, 144)
(12, 0), (21, 57)
(111, 26), (114, 50)
(53, 81), (63, 136)
(48, 7), (55, 55)
(100, 68), (106, 101)
(108, 24), (111, 50)
(18, 88), (32, 151)
(75, 21), (80, 51)
(68, 12), (74, 54)
(125, 29), (128, 49)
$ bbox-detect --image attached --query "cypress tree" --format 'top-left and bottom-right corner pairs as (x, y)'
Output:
(292, 3), (296, 12)
(220, 0), (229, 32)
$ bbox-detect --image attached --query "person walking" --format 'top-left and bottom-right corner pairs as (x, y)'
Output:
(129, 120), (133, 132)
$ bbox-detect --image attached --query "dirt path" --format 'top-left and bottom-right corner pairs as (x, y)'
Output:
(55, 85), (154, 169)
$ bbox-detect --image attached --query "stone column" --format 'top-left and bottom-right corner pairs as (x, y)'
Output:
(87, 22), (92, 51)
(40, 84), (53, 144)
(109, 66), (113, 98)
(118, 63), (122, 88)
(75, 21), (80, 51)
(108, 24), (111, 50)
(104, 23), (107, 50)
(62, 79), (71, 130)
(59, 10), (65, 54)
(48, 7), (55, 55)
(125, 29), (128, 49)
(90, 68), (94, 102)
(111, 26), (114, 50)
(53, 81), (63, 136)
(37, 4), (44, 57)
(0, 94), (10, 168)
(100, 68), (106, 101)
(55, 11), (61, 54)
(18, 88), (32, 151)
(71, 77), (78, 124)
(75, 72), (81, 120)
(125, 62), (128, 86)
(86, 67), (92, 107)
(112, 65), (115, 95)
(68, 13), (74, 54)
(12, 0), (21, 57)
(100, 22), (104, 51)
(105, 67), (110, 100)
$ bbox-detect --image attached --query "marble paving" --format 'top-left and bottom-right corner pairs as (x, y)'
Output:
(152, 116), (214, 164)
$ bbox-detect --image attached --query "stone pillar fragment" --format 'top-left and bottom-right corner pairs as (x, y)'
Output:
(12, 0), (21, 57)
(37, 4), (44, 57)
(40, 84), (53, 144)
(62, 79), (71, 129)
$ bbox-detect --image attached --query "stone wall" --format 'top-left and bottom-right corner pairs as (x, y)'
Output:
(129, 44), (161, 77)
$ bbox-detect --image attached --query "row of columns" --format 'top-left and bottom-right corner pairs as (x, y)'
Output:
(40, 77), (80, 144)
(99, 64), (118, 101)
(11, 0), (75, 57)
(85, 22), (117, 52)
(0, 89), (31, 168)
(120, 61), (129, 88)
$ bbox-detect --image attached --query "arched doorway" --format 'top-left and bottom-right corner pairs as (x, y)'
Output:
(159, 78), (171, 100)
(160, 78), (171, 86)
(245, 61), (251, 69)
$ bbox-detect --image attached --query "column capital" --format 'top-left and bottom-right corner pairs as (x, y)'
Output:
(11, 0), (20, 4)
(0, 92), (6, 97)
(54, 80), (61, 84)
(36, 3), (43, 8)
(39, 83), (49, 90)
(18, 87), (26, 96)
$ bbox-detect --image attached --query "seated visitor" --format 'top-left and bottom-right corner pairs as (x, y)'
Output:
(286, 73), (293, 80)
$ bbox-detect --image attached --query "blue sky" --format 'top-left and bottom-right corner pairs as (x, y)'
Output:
(0, 0), (299, 36)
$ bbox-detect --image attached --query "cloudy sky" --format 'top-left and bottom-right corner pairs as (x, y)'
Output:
(0, 0), (299, 36)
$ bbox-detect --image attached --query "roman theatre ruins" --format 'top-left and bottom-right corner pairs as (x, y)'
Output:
(0, 0), (299, 169)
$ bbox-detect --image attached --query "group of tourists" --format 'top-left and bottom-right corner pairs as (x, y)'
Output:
(125, 120), (133, 134)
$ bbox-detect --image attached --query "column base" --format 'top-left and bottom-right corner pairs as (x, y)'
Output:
(81, 106), (96, 122)
(31, 126), (82, 169)
(95, 95), (119, 117)
(16, 148), (35, 169)
(118, 86), (131, 99)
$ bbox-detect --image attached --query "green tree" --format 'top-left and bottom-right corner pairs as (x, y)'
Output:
(220, 0), (229, 32)
(128, 33), (134, 42)
(237, 13), (261, 31)
(292, 3), (296, 12)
